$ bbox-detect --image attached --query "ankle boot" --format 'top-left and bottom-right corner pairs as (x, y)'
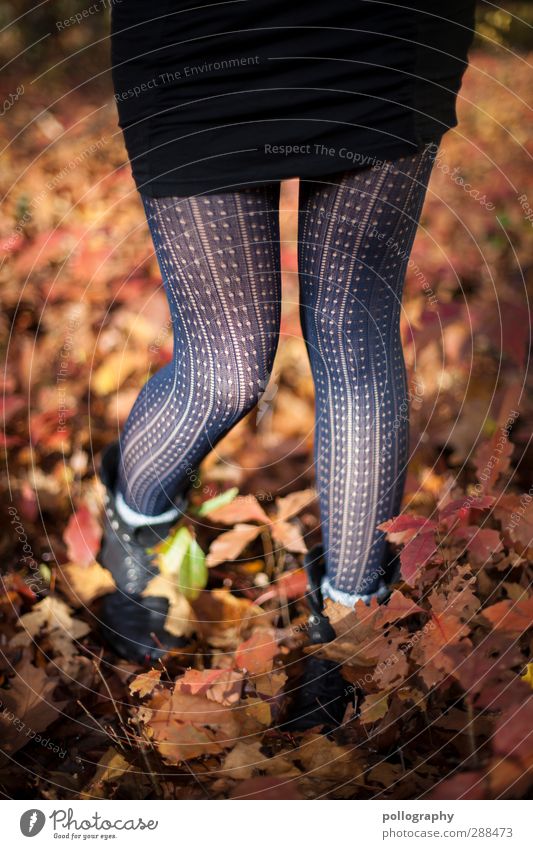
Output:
(97, 442), (191, 665)
(281, 545), (353, 732)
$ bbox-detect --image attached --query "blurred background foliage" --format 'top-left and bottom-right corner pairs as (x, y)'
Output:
(0, 1), (531, 85)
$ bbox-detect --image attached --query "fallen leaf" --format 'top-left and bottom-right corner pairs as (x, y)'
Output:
(129, 669), (162, 698)
(206, 523), (262, 567)
(235, 630), (278, 675)
(63, 505), (101, 567)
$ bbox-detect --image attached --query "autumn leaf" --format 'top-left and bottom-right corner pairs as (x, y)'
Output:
(80, 748), (131, 799)
(195, 486), (239, 517)
(205, 494), (269, 525)
(481, 596), (533, 634)
(271, 519), (307, 554)
(375, 590), (423, 627)
(63, 504), (102, 567)
(129, 669), (162, 698)
(11, 596), (90, 654)
(235, 630), (278, 675)
(58, 561), (115, 605)
(0, 660), (67, 756)
(206, 523), (262, 567)
(274, 489), (316, 521)
(91, 350), (141, 396)
(400, 530), (440, 584)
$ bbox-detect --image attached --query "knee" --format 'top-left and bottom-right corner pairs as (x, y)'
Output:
(211, 359), (275, 420)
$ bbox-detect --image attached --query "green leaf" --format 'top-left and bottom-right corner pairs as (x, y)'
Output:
(195, 487), (239, 517)
(179, 537), (208, 601)
(158, 526), (192, 579)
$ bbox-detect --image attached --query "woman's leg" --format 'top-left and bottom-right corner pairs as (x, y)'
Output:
(298, 147), (436, 603)
(116, 184), (282, 519)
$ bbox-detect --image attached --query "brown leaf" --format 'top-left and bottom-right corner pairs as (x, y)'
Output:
(0, 660), (66, 756)
(59, 561), (115, 605)
(222, 740), (264, 779)
(375, 590), (423, 627)
(11, 596), (90, 656)
(206, 523), (262, 567)
(275, 489), (316, 521)
(206, 495), (270, 526)
(271, 519), (307, 554)
(359, 693), (389, 725)
(80, 748), (131, 799)
(482, 596), (533, 634)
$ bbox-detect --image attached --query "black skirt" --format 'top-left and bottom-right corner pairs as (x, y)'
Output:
(111, 1), (476, 197)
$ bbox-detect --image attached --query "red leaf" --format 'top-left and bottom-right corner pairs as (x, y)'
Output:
(379, 514), (437, 536)
(400, 532), (439, 585)
(439, 496), (495, 520)
(276, 568), (308, 601)
(63, 505), (102, 567)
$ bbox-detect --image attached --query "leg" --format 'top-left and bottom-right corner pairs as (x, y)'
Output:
(298, 147), (435, 602)
(117, 184), (282, 517)
(98, 184), (281, 663)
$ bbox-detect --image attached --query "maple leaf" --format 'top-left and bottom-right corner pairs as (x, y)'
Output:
(448, 526), (503, 565)
(178, 669), (244, 706)
(493, 494), (533, 552)
(400, 530), (440, 584)
(379, 514), (438, 544)
(145, 684), (241, 764)
(375, 590), (423, 627)
(481, 596), (533, 634)
(129, 669), (162, 698)
(439, 495), (496, 521)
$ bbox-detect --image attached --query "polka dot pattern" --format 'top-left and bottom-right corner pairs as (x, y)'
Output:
(298, 147), (435, 596)
(116, 149), (434, 600)
(117, 184), (282, 515)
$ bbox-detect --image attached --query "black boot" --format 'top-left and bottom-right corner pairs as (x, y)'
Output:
(281, 545), (353, 732)
(97, 442), (191, 665)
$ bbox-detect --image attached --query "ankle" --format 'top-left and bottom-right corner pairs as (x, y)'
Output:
(114, 490), (180, 528)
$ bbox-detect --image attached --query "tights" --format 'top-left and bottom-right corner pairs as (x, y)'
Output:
(117, 147), (435, 599)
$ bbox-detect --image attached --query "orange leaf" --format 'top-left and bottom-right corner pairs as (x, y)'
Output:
(235, 630), (278, 675)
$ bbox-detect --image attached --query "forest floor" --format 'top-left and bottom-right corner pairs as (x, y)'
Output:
(0, 51), (532, 799)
